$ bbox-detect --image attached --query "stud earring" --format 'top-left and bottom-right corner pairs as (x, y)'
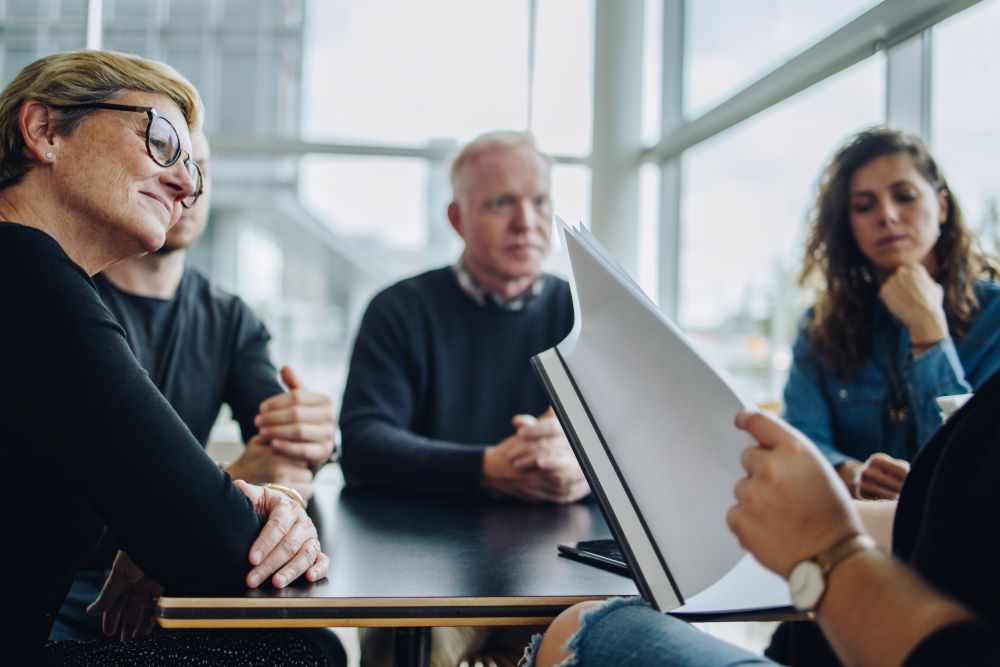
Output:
(44, 151), (54, 160)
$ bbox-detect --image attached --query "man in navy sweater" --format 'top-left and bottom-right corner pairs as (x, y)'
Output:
(341, 131), (589, 665)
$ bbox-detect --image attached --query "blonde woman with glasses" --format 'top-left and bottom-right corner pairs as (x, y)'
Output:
(0, 51), (342, 666)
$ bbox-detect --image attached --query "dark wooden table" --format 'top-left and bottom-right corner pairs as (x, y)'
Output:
(158, 481), (638, 665)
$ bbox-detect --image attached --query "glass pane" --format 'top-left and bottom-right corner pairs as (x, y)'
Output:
(679, 56), (884, 401)
(222, 0), (264, 30)
(219, 50), (260, 135)
(299, 155), (430, 250)
(163, 30), (205, 84)
(640, 0), (663, 146)
(544, 163), (591, 278)
(51, 27), (88, 51)
(104, 0), (155, 26)
(58, 0), (88, 21)
(166, 0), (212, 27)
(2, 46), (38, 86)
(551, 163), (590, 233)
(637, 162), (661, 299)
(531, 0), (593, 156)
(103, 29), (153, 58)
(302, 0), (530, 146)
(932, 0), (1000, 252)
(6, 0), (47, 20)
(684, 0), (878, 118)
(238, 228), (284, 304)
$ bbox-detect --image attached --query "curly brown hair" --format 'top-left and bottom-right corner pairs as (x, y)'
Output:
(800, 126), (997, 375)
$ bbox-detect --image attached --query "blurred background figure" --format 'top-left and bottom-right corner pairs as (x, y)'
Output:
(340, 131), (588, 667)
(782, 126), (1000, 502)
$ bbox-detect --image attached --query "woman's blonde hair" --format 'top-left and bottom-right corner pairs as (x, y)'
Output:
(0, 49), (202, 189)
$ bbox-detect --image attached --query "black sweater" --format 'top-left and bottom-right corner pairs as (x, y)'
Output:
(94, 270), (282, 446)
(0, 224), (263, 659)
(896, 361), (1000, 664)
(339, 267), (574, 494)
(773, 338), (1000, 665)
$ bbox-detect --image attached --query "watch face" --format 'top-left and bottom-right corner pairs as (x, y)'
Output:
(789, 560), (824, 611)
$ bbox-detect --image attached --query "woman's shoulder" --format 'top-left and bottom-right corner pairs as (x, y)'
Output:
(0, 222), (100, 312)
(970, 279), (1000, 323)
(0, 221), (64, 256)
(973, 278), (1000, 303)
(0, 221), (76, 260)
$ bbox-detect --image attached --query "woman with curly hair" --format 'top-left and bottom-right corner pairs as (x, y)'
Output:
(783, 125), (1000, 501)
(525, 127), (1000, 667)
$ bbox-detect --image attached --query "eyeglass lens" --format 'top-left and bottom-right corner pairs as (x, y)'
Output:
(182, 162), (203, 209)
(147, 115), (181, 167)
(147, 114), (202, 207)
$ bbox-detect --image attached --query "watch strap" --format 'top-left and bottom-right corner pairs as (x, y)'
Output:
(814, 533), (877, 576)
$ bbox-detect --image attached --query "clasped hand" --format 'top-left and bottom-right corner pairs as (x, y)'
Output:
(226, 365), (336, 500)
(482, 407), (590, 503)
(88, 480), (329, 640)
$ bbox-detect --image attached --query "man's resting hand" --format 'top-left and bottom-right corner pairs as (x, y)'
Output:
(481, 408), (590, 503)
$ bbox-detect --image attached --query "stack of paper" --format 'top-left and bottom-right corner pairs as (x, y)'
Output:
(533, 222), (791, 616)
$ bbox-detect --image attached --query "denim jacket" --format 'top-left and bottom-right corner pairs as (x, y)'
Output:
(783, 280), (1000, 467)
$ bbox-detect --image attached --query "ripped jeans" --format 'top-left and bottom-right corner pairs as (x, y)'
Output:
(521, 598), (779, 667)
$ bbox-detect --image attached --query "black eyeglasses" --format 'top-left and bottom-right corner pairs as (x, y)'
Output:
(51, 102), (203, 209)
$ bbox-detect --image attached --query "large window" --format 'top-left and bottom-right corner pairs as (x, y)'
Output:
(679, 56), (884, 401)
(530, 0), (594, 156)
(5, 0), (992, 424)
(301, 0), (531, 147)
(0, 1), (87, 83)
(932, 0), (1000, 253)
(301, 156), (432, 251)
(299, 0), (594, 281)
(684, 0), (879, 118)
(301, 0), (593, 155)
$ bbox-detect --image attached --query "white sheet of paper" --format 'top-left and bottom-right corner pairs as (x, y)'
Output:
(556, 222), (770, 606)
(673, 554), (790, 614)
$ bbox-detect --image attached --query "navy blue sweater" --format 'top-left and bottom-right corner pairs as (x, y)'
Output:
(340, 267), (574, 494)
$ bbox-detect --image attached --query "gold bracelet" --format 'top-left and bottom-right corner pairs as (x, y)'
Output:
(261, 483), (307, 509)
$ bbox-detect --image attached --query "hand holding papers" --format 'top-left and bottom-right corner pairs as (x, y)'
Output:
(533, 222), (791, 616)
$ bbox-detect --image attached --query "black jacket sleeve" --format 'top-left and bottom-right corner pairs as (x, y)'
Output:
(223, 297), (284, 443)
(8, 238), (263, 595)
(903, 622), (1000, 666)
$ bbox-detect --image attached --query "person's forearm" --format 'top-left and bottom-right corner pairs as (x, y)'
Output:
(341, 421), (487, 494)
(67, 346), (266, 594)
(852, 499), (896, 550)
(902, 338), (970, 444)
(817, 550), (975, 667)
(228, 364), (284, 443)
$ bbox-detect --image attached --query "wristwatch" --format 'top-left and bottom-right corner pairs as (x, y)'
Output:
(788, 533), (877, 614)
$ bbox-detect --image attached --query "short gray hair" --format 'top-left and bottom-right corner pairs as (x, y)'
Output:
(449, 130), (552, 194)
